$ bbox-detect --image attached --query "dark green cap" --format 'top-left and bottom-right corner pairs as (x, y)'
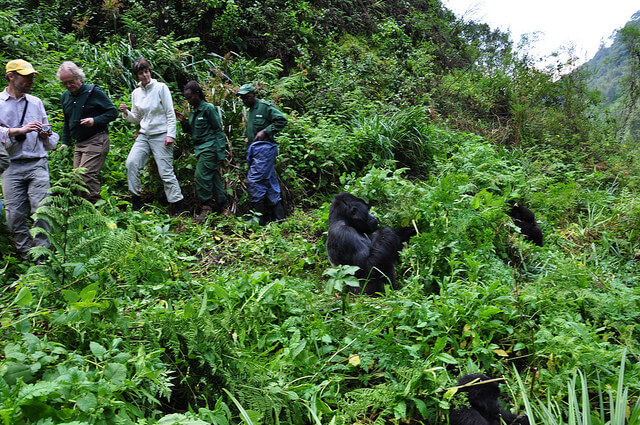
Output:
(237, 83), (256, 95)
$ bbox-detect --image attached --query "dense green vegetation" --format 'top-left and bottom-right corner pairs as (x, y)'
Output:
(1, 1), (640, 424)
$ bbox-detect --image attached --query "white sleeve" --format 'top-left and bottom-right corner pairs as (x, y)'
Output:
(125, 89), (142, 124)
(159, 84), (176, 138)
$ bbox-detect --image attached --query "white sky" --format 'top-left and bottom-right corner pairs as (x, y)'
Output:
(442, 0), (639, 66)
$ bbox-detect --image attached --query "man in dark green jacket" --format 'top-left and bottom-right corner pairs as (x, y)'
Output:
(58, 61), (117, 203)
(237, 83), (287, 224)
(176, 80), (228, 219)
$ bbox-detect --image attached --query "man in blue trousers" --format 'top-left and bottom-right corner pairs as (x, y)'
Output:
(237, 84), (287, 225)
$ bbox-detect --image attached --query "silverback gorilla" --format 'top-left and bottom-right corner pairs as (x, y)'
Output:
(326, 192), (415, 295)
(449, 373), (529, 425)
(506, 200), (543, 247)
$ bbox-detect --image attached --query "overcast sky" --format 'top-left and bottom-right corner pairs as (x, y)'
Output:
(442, 0), (639, 66)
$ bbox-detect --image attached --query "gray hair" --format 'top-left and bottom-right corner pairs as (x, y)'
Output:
(56, 61), (85, 81)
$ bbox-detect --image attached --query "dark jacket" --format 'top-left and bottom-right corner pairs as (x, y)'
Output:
(180, 101), (226, 159)
(61, 84), (118, 145)
(245, 98), (287, 143)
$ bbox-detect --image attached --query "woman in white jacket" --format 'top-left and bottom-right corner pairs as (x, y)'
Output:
(119, 58), (184, 214)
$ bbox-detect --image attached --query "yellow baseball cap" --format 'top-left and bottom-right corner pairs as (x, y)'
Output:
(6, 59), (39, 76)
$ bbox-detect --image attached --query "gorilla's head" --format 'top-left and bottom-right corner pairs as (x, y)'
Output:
(329, 192), (378, 234)
(457, 373), (501, 418)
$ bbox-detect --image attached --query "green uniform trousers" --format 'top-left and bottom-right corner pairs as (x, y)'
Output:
(195, 149), (227, 205)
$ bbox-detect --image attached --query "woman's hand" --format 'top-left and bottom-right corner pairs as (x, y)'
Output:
(118, 103), (128, 117)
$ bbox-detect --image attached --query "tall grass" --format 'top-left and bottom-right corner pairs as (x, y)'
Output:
(515, 351), (640, 425)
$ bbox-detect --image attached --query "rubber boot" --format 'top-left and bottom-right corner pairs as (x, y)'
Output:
(272, 200), (286, 222)
(247, 200), (266, 225)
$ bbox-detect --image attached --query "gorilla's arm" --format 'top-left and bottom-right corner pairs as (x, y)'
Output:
(394, 226), (416, 243)
(364, 227), (405, 279)
(449, 408), (491, 425)
(327, 220), (372, 268)
(500, 409), (530, 425)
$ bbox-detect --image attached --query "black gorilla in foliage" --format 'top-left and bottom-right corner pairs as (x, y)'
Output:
(449, 373), (529, 425)
(326, 192), (415, 295)
(506, 200), (543, 247)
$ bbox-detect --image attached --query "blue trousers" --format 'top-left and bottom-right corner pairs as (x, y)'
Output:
(246, 141), (281, 205)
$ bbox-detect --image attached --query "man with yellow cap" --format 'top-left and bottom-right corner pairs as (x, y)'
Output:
(0, 59), (59, 260)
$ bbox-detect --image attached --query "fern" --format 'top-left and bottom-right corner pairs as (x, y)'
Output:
(23, 170), (171, 292)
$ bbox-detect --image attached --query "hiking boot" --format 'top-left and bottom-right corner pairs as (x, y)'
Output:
(194, 204), (213, 221)
(130, 194), (143, 211)
(170, 199), (186, 216)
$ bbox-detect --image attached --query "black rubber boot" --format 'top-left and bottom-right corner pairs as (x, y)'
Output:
(272, 200), (286, 222)
(248, 200), (266, 225)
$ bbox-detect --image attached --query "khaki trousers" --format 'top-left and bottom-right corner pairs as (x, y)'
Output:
(73, 132), (110, 203)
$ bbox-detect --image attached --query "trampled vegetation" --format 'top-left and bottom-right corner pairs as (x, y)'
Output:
(1, 1), (640, 424)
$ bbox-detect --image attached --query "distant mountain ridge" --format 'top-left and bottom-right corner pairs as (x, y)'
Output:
(581, 10), (640, 104)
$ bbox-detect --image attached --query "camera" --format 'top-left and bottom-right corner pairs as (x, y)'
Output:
(40, 124), (52, 133)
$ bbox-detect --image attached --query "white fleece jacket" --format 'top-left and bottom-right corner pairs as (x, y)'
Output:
(124, 78), (176, 138)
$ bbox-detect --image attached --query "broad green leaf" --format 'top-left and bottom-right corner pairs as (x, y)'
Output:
(89, 342), (107, 360)
(103, 363), (127, 384)
(14, 287), (32, 307)
(2, 363), (33, 385)
(156, 413), (209, 425)
(76, 393), (97, 412)
(18, 381), (61, 400)
(61, 289), (80, 303)
(435, 353), (458, 364)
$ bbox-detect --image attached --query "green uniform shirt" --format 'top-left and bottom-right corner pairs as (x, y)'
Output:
(181, 101), (226, 159)
(245, 98), (288, 143)
(60, 84), (117, 145)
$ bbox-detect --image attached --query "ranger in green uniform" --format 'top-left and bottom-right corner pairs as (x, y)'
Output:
(58, 61), (117, 203)
(237, 83), (287, 225)
(176, 81), (228, 219)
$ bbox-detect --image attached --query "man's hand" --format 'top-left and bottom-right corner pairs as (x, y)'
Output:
(254, 130), (267, 142)
(79, 117), (94, 127)
(165, 136), (175, 146)
(175, 109), (185, 122)
(15, 121), (40, 137)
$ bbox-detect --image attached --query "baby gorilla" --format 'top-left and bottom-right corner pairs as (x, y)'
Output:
(506, 200), (543, 247)
(449, 373), (529, 425)
(326, 192), (415, 295)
